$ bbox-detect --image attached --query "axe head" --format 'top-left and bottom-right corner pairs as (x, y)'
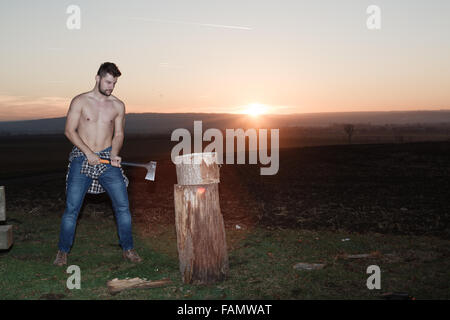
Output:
(144, 161), (157, 181)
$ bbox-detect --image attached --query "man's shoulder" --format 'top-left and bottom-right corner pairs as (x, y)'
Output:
(71, 92), (91, 105)
(110, 94), (124, 105)
(110, 95), (125, 110)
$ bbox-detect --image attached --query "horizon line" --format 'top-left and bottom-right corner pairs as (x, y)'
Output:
(1, 108), (450, 123)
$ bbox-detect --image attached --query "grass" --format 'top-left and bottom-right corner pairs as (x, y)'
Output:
(1, 209), (450, 300)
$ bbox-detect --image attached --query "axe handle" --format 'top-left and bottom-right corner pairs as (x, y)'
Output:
(121, 161), (146, 168)
(99, 158), (146, 168)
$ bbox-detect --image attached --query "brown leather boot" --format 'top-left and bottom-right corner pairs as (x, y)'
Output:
(123, 249), (143, 263)
(53, 250), (68, 266)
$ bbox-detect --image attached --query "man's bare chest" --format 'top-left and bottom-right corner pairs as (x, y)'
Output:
(81, 102), (118, 125)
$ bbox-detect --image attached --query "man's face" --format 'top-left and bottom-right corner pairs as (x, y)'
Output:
(97, 73), (117, 96)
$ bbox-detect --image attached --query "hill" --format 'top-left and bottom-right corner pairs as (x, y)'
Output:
(1, 110), (450, 135)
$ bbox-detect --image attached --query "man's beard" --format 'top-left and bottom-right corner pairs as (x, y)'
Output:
(99, 85), (112, 96)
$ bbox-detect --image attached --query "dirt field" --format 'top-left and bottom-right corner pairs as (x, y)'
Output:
(1, 136), (449, 239)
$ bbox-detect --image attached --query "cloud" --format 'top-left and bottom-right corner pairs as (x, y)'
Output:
(0, 95), (69, 121)
(128, 17), (253, 30)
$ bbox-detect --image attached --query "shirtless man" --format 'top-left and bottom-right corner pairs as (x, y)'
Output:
(54, 62), (142, 266)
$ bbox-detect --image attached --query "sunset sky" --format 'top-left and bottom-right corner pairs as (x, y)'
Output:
(0, 0), (449, 121)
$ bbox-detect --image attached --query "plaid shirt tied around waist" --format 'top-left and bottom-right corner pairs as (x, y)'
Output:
(65, 146), (129, 194)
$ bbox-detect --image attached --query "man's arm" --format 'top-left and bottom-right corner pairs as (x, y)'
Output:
(64, 96), (100, 165)
(110, 101), (125, 167)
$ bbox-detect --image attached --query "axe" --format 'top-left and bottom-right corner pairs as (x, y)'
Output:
(100, 158), (156, 181)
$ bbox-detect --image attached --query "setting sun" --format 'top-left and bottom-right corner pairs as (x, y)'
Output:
(240, 103), (269, 116)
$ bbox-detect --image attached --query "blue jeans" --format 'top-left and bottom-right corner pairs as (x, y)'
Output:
(58, 155), (134, 253)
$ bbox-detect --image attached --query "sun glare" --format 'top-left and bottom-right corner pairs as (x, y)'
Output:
(241, 103), (269, 116)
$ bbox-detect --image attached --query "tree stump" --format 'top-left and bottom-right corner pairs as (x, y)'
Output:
(174, 184), (228, 284)
(173, 152), (228, 284)
(174, 152), (220, 185)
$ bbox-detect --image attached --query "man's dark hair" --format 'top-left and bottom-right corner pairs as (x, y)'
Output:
(97, 62), (121, 78)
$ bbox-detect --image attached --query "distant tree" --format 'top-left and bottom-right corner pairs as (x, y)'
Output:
(392, 127), (404, 143)
(343, 124), (355, 144)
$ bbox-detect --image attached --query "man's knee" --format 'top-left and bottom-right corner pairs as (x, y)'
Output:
(114, 206), (132, 226)
(65, 191), (87, 212)
(64, 202), (81, 217)
(114, 201), (130, 214)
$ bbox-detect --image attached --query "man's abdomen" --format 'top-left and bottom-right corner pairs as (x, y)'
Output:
(78, 122), (114, 152)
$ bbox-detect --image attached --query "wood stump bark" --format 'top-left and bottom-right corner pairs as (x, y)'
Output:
(174, 152), (220, 185)
(173, 152), (228, 284)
